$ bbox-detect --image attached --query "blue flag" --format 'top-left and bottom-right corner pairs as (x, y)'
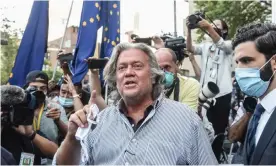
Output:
(9, 0), (49, 87)
(72, 1), (120, 84)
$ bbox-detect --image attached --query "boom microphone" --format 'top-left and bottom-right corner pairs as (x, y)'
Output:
(1, 85), (26, 105)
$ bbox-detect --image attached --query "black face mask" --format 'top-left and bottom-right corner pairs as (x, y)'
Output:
(213, 27), (227, 39)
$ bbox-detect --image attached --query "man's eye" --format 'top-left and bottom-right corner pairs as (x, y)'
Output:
(118, 66), (126, 71)
(133, 64), (142, 69)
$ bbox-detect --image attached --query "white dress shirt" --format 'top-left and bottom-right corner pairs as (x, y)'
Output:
(255, 89), (276, 145)
(194, 38), (233, 98)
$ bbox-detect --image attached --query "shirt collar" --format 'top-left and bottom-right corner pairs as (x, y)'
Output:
(260, 89), (276, 113)
(116, 93), (164, 113)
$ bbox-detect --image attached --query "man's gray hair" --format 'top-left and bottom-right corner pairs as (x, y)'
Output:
(104, 43), (164, 103)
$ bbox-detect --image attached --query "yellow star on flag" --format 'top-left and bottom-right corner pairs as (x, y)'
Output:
(82, 21), (87, 26)
(113, 4), (117, 8)
(117, 29), (120, 33)
(107, 39), (110, 43)
(104, 37), (107, 41)
(96, 14), (100, 21)
(105, 27), (108, 31)
(110, 10), (113, 15)
(112, 41), (116, 46)
(89, 18), (94, 23)
(95, 2), (99, 8)
(116, 37), (119, 42)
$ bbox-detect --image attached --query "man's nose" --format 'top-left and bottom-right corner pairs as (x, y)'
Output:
(125, 66), (135, 76)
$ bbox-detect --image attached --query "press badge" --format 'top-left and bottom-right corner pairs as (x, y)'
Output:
(19, 152), (35, 166)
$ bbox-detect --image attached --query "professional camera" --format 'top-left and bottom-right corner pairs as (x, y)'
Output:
(198, 82), (220, 108)
(187, 11), (205, 29)
(164, 36), (187, 62)
(1, 85), (43, 126)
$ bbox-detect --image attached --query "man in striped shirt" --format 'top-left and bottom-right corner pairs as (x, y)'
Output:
(53, 43), (218, 165)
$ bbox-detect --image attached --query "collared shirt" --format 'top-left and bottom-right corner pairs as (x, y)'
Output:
(255, 89), (276, 145)
(52, 94), (217, 165)
(194, 37), (233, 98)
(169, 74), (200, 111)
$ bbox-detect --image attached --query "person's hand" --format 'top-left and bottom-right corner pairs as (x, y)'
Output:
(67, 90), (97, 138)
(198, 19), (212, 30)
(13, 125), (34, 137)
(186, 17), (191, 31)
(46, 107), (61, 121)
(187, 51), (196, 62)
(64, 74), (78, 96)
(152, 36), (165, 49)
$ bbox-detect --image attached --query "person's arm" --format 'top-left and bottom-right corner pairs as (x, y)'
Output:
(198, 19), (232, 54)
(55, 134), (82, 165)
(32, 133), (58, 158)
(55, 96), (97, 165)
(228, 112), (252, 144)
(89, 69), (107, 111)
(186, 22), (203, 56)
(64, 75), (84, 111)
(188, 52), (201, 80)
(13, 125), (58, 158)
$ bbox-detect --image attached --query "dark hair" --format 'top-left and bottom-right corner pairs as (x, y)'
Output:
(232, 23), (276, 60)
(218, 19), (228, 35)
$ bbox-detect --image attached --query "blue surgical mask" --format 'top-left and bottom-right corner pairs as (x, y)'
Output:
(58, 96), (73, 108)
(163, 71), (175, 88)
(235, 56), (276, 97)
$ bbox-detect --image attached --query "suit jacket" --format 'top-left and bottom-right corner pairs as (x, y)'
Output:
(243, 108), (276, 165)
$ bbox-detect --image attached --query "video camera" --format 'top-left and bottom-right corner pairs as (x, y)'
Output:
(187, 11), (205, 29)
(1, 85), (44, 126)
(131, 33), (188, 62)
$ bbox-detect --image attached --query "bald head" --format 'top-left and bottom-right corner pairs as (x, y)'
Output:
(155, 48), (178, 74)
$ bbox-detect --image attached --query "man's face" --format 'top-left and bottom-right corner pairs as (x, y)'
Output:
(116, 48), (153, 101)
(155, 49), (177, 74)
(59, 84), (73, 99)
(212, 20), (223, 30)
(28, 82), (47, 94)
(234, 41), (275, 81)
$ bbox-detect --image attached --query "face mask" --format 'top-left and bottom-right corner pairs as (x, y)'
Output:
(163, 71), (175, 88)
(235, 56), (276, 97)
(58, 96), (74, 108)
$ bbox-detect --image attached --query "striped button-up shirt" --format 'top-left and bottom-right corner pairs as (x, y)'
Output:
(53, 94), (217, 165)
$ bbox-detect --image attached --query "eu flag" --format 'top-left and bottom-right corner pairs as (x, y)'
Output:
(72, 1), (120, 84)
(9, 0), (49, 87)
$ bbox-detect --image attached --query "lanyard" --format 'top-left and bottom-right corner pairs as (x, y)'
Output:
(33, 103), (44, 131)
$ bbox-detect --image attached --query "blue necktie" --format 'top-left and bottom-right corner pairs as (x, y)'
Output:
(247, 103), (265, 162)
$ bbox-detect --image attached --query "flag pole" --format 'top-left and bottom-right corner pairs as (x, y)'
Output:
(51, 0), (74, 80)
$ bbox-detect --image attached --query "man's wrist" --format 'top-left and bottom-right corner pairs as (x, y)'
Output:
(28, 131), (36, 140)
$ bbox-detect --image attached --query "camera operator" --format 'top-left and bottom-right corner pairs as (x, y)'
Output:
(24, 70), (68, 144)
(186, 18), (233, 135)
(155, 48), (200, 110)
(1, 85), (58, 165)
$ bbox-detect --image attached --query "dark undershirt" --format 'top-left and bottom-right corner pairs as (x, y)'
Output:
(120, 105), (154, 132)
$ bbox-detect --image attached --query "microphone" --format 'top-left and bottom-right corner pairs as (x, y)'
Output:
(1, 85), (26, 106)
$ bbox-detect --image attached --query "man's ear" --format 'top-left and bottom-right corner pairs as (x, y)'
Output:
(272, 55), (276, 70)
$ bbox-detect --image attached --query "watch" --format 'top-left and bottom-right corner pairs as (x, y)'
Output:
(28, 131), (37, 140)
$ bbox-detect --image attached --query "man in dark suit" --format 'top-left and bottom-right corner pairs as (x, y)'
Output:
(232, 23), (276, 165)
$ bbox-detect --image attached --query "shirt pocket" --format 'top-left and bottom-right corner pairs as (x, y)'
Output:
(143, 139), (180, 165)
